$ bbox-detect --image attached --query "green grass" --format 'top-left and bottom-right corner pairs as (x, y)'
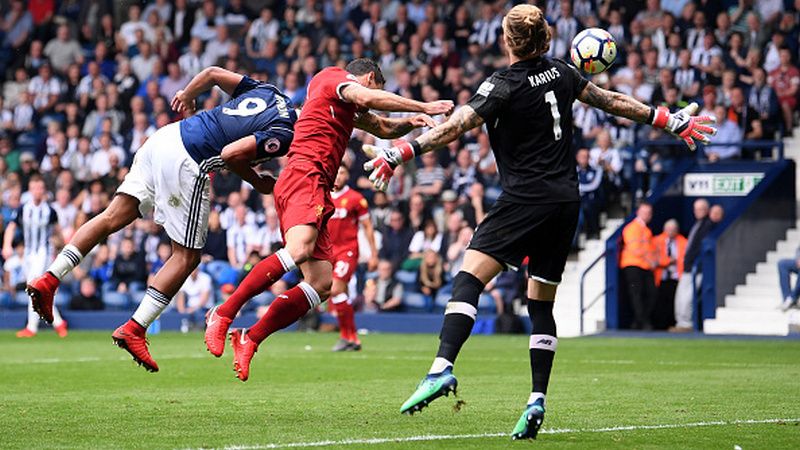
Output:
(1, 331), (799, 449)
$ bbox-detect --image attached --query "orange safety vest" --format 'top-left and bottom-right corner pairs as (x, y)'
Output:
(619, 218), (655, 270)
(652, 232), (688, 287)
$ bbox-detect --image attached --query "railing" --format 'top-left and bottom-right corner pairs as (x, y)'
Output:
(579, 250), (608, 336)
(630, 140), (785, 161)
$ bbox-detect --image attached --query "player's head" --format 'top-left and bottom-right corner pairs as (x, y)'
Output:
(334, 164), (350, 192)
(501, 4), (551, 60)
(28, 175), (46, 203)
(346, 58), (385, 89)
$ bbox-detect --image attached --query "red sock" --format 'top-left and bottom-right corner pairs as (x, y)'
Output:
(338, 301), (356, 341)
(247, 282), (320, 344)
(218, 249), (296, 320)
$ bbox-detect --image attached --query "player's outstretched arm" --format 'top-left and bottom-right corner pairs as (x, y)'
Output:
(577, 82), (716, 150)
(362, 106), (484, 191)
(220, 136), (276, 195)
(340, 83), (454, 116)
(171, 67), (245, 114)
(354, 112), (436, 139)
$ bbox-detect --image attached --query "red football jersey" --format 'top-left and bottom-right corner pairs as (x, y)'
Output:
(328, 186), (370, 254)
(287, 67), (362, 188)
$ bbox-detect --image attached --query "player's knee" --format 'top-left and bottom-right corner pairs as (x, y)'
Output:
(284, 243), (314, 265)
(172, 247), (201, 270)
(310, 275), (332, 301)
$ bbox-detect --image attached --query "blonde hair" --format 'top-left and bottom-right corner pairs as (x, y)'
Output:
(502, 4), (551, 59)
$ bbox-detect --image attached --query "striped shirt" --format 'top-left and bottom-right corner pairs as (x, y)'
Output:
(13, 201), (58, 256)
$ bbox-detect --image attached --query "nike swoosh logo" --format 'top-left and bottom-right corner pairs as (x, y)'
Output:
(239, 331), (249, 346)
(207, 308), (218, 327)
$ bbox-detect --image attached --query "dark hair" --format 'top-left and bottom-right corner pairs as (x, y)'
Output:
(345, 58), (385, 85)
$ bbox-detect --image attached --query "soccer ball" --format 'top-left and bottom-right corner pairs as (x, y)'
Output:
(570, 28), (617, 74)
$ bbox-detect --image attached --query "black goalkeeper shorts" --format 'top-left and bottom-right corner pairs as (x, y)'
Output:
(467, 200), (579, 284)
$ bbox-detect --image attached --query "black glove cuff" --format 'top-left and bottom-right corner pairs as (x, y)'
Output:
(647, 107), (655, 125)
(410, 140), (422, 157)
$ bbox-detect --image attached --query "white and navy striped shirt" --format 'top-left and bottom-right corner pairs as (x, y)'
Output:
(13, 201), (58, 256)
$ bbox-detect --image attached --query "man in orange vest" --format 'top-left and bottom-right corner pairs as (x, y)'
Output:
(652, 219), (687, 329)
(620, 202), (657, 330)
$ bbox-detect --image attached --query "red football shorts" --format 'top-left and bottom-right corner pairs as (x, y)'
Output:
(273, 164), (334, 262)
(331, 248), (359, 282)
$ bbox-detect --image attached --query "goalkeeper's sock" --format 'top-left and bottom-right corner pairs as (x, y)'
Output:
(430, 271), (484, 374)
(247, 282), (321, 344)
(218, 249), (296, 320)
(528, 299), (557, 402)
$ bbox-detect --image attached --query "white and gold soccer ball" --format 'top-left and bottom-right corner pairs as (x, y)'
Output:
(570, 28), (618, 74)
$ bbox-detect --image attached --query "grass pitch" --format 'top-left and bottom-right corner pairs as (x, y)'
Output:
(1, 330), (799, 449)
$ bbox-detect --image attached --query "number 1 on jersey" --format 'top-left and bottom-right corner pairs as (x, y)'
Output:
(544, 90), (562, 141)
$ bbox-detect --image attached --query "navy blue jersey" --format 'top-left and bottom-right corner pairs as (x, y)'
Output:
(180, 76), (297, 172)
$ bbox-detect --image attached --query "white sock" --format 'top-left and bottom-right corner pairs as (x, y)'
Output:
(331, 293), (349, 304)
(528, 392), (546, 406)
(132, 287), (172, 328)
(26, 302), (39, 333)
(51, 306), (64, 328)
(428, 357), (453, 375)
(276, 248), (298, 272)
(48, 244), (84, 280)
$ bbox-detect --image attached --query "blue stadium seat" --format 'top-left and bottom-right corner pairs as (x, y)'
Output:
(13, 292), (29, 308)
(402, 292), (433, 312)
(102, 292), (130, 310)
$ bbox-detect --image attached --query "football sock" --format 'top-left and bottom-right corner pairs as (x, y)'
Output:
(331, 293), (356, 341)
(51, 306), (64, 328)
(131, 286), (171, 329)
(431, 271), (484, 373)
(47, 244), (84, 280)
(26, 302), (39, 332)
(528, 299), (557, 401)
(217, 249), (296, 320)
(247, 282), (321, 344)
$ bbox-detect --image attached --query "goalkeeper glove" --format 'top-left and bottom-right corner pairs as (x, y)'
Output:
(650, 102), (716, 151)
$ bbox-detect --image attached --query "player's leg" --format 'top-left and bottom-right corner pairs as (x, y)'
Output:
(214, 224), (321, 321)
(512, 202), (578, 440)
(25, 194), (141, 323)
(400, 249), (502, 414)
(329, 252), (359, 350)
(113, 242), (202, 372)
(231, 256), (331, 381)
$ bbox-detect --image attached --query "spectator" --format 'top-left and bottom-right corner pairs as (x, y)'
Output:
(364, 260), (403, 312)
(620, 202), (657, 330)
(226, 204), (255, 269)
(69, 277), (104, 310)
(706, 105), (741, 162)
(419, 249), (444, 301)
(28, 62), (60, 115)
(778, 247), (800, 311)
(769, 48), (800, 134)
(652, 219), (687, 329)
(748, 68), (781, 138)
(176, 267), (214, 327)
(379, 209), (413, 271)
(409, 218), (443, 261)
(577, 148), (603, 239)
(709, 204), (724, 226)
(671, 198), (712, 333)
(111, 238), (146, 294)
(43, 24), (84, 74)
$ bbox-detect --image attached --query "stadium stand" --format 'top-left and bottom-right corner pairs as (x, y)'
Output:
(0, 0), (798, 335)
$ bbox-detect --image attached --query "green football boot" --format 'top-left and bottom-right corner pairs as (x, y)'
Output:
(511, 399), (545, 440)
(400, 367), (458, 415)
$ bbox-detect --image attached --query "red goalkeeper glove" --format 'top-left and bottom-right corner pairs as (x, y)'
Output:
(362, 140), (420, 192)
(650, 102), (716, 151)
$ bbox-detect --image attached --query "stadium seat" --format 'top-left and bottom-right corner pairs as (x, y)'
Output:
(402, 292), (433, 312)
(13, 292), (29, 309)
(102, 292), (130, 310)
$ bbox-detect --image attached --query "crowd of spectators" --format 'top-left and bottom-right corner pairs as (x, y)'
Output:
(0, 0), (797, 318)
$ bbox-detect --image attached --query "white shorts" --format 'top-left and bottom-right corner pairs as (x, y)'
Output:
(24, 250), (50, 283)
(117, 122), (210, 249)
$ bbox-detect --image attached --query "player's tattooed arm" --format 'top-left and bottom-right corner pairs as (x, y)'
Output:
(340, 83), (454, 115)
(577, 82), (652, 124)
(415, 105), (485, 154)
(354, 112), (437, 139)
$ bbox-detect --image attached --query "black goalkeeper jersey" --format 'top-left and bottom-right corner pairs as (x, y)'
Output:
(466, 57), (588, 204)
